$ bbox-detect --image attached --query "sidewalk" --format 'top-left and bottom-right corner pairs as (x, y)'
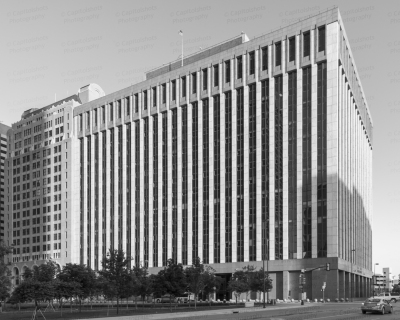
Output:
(81, 304), (321, 320)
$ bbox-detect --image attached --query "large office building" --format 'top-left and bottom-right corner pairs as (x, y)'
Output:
(0, 123), (10, 242)
(6, 7), (372, 300)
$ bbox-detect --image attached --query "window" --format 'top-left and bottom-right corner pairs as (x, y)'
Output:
(117, 100), (122, 118)
(94, 109), (98, 126)
(152, 87), (157, 107)
(102, 106), (105, 123)
(275, 42), (281, 66)
(144, 91), (148, 110)
(249, 51), (255, 75)
(134, 94), (139, 113)
(213, 65), (219, 87)
(202, 68), (207, 90)
(109, 103), (114, 121)
(237, 56), (242, 79)
(182, 76), (186, 98)
(303, 32), (310, 57)
(225, 60), (231, 83)
(79, 114), (83, 131)
(126, 97), (130, 116)
(192, 73), (197, 94)
(289, 37), (295, 62)
(171, 80), (176, 101)
(162, 84), (166, 104)
(318, 26), (325, 52)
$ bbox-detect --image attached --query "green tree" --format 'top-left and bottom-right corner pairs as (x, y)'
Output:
(185, 257), (221, 309)
(202, 270), (223, 307)
(185, 257), (205, 309)
(9, 261), (58, 319)
(53, 280), (81, 316)
(228, 267), (252, 303)
(249, 267), (273, 301)
(157, 259), (187, 310)
(31, 260), (59, 282)
(0, 242), (13, 310)
(57, 263), (97, 312)
(392, 284), (400, 294)
(131, 264), (152, 308)
(148, 274), (158, 308)
(98, 249), (131, 315)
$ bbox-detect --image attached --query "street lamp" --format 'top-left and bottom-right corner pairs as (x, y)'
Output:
(262, 239), (269, 308)
(373, 263), (379, 297)
(350, 249), (355, 302)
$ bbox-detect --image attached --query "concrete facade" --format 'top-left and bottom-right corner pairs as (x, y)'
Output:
(0, 123), (10, 243)
(5, 8), (372, 301)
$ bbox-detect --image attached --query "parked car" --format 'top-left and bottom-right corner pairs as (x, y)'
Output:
(377, 292), (400, 303)
(361, 298), (393, 314)
(153, 295), (179, 303)
(153, 293), (194, 303)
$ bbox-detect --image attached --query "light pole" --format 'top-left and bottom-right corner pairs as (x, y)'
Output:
(262, 239), (269, 308)
(373, 263), (379, 297)
(351, 249), (355, 302)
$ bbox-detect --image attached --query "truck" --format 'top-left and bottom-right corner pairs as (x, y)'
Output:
(376, 292), (400, 302)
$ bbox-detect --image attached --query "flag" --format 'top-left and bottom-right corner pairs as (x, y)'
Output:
(179, 30), (183, 36)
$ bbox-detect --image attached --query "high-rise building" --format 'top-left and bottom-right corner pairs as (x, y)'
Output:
(6, 7), (372, 300)
(0, 123), (11, 242)
(4, 85), (104, 281)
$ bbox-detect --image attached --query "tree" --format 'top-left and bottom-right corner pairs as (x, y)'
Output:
(249, 268), (273, 301)
(202, 270), (223, 307)
(57, 263), (97, 313)
(9, 262), (58, 319)
(0, 242), (13, 310)
(10, 279), (55, 308)
(31, 260), (59, 282)
(98, 249), (131, 315)
(157, 259), (187, 310)
(228, 267), (252, 303)
(185, 257), (205, 309)
(227, 277), (248, 303)
(185, 257), (221, 309)
(148, 274), (158, 308)
(131, 264), (152, 308)
(392, 284), (400, 294)
(53, 280), (81, 316)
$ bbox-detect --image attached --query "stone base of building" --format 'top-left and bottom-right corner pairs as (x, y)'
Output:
(150, 257), (373, 301)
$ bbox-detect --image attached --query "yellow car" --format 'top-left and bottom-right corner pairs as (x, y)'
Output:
(361, 298), (393, 315)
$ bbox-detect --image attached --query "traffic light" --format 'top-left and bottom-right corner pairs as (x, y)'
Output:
(326, 263), (330, 271)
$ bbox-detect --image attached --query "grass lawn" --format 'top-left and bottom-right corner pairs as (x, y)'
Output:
(0, 302), (246, 320)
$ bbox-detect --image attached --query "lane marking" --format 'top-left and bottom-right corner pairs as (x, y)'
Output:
(300, 312), (361, 320)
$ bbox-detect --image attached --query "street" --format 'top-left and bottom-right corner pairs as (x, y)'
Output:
(190, 303), (400, 320)
(80, 301), (400, 320)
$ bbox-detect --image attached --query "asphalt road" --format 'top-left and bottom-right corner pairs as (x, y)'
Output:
(169, 302), (400, 320)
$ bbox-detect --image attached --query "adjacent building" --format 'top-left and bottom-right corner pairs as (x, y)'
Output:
(6, 7), (373, 300)
(0, 123), (10, 242)
(373, 274), (386, 293)
(4, 85), (104, 279)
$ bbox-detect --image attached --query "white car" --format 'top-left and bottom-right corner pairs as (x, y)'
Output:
(376, 292), (400, 303)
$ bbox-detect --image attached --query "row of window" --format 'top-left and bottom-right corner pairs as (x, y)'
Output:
(78, 28), (326, 130)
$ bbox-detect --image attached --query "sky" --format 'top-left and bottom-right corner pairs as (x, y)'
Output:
(1, 0), (399, 280)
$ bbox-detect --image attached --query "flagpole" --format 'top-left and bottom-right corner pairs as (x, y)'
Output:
(181, 32), (183, 67)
